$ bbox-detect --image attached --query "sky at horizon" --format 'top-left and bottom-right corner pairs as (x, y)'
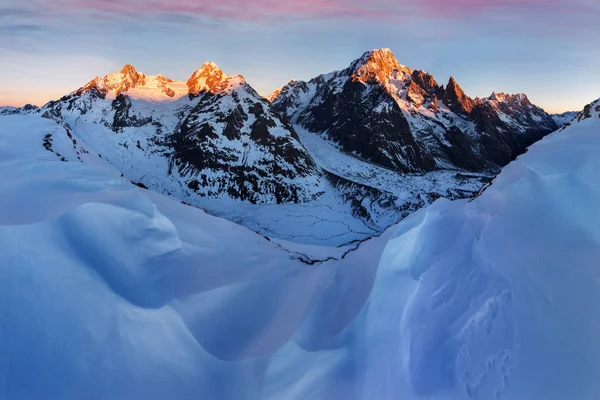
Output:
(1, 0), (599, 113)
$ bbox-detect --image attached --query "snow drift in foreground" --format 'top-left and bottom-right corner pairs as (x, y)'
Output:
(0, 115), (392, 399)
(1, 101), (600, 400)
(368, 102), (600, 400)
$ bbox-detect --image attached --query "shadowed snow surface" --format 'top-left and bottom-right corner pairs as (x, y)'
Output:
(1, 111), (600, 399)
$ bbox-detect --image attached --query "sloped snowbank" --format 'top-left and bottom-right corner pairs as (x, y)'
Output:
(0, 115), (391, 399)
(2, 106), (600, 399)
(366, 105), (600, 399)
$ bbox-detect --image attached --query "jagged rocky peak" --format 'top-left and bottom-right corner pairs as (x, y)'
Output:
(99, 64), (147, 95)
(443, 76), (475, 115)
(267, 87), (283, 102)
(349, 48), (412, 84)
(267, 80), (298, 102)
(406, 80), (429, 108)
(220, 74), (250, 94)
(411, 70), (439, 94)
(488, 92), (530, 106)
(272, 48), (559, 175)
(119, 64), (146, 85)
(75, 63), (187, 100)
(484, 91), (555, 124)
(155, 74), (173, 83)
(187, 61), (232, 95)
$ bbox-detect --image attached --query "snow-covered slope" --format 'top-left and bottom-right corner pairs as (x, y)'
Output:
(2, 98), (600, 399)
(366, 97), (600, 399)
(295, 126), (491, 230)
(0, 114), (393, 398)
(272, 48), (558, 173)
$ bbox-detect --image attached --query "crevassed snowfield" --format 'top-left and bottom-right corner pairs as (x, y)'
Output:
(1, 110), (600, 399)
(296, 126), (488, 201)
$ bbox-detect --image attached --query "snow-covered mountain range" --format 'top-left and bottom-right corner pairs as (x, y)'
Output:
(1, 49), (562, 244)
(1, 90), (599, 399)
(271, 48), (558, 173)
(38, 62), (325, 205)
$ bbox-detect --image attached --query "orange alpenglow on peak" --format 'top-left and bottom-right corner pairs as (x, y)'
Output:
(411, 69), (439, 93)
(81, 63), (149, 96)
(120, 64), (138, 74)
(118, 64), (146, 85)
(351, 48), (412, 84)
(267, 87), (284, 102)
(443, 76), (475, 115)
(489, 92), (530, 104)
(187, 62), (233, 95)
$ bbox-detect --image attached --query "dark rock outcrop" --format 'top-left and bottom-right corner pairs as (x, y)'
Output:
(441, 77), (475, 115)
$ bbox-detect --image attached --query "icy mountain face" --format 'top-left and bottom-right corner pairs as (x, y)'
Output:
(551, 111), (578, 127)
(272, 48), (559, 173)
(37, 63), (325, 204)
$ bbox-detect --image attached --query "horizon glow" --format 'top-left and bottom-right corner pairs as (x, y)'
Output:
(1, 0), (599, 113)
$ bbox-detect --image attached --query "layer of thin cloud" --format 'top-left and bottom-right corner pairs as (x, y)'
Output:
(418, 0), (584, 17)
(39, 0), (575, 21)
(53, 0), (387, 20)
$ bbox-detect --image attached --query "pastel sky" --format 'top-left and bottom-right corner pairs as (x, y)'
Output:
(1, 0), (599, 112)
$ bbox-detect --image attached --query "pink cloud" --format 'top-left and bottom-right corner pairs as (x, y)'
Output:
(48, 0), (590, 22)
(53, 0), (389, 21)
(416, 0), (587, 17)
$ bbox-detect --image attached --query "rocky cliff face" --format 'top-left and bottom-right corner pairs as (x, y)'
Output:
(272, 48), (559, 174)
(442, 77), (475, 115)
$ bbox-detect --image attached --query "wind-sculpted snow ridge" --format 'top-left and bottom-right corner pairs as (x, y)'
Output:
(0, 115), (393, 398)
(2, 97), (600, 399)
(366, 97), (600, 399)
